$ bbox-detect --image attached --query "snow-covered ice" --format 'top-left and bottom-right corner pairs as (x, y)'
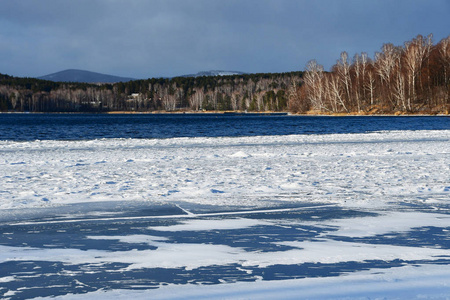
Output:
(1, 130), (449, 210)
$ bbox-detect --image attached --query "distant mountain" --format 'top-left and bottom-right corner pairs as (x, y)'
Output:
(37, 69), (245, 83)
(38, 69), (136, 83)
(180, 70), (246, 77)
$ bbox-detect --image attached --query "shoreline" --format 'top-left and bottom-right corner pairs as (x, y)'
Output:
(0, 110), (448, 116)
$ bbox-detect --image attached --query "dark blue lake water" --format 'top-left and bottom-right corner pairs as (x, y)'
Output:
(0, 113), (448, 141)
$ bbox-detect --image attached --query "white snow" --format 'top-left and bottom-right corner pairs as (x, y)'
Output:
(0, 130), (449, 210)
(0, 276), (15, 283)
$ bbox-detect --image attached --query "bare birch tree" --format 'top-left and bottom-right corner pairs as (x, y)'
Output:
(303, 60), (326, 111)
(327, 73), (348, 112)
(375, 43), (401, 108)
(352, 53), (362, 111)
(360, 52), (369, 103)
(403, 35), (429, 110)
(335, 52), (353, 110)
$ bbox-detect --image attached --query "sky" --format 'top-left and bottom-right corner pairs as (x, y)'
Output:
(1, 0), (449, 79)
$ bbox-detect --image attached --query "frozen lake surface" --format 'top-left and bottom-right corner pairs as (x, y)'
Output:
(1, 201), (450, 299)
(0, 115), (449, 299)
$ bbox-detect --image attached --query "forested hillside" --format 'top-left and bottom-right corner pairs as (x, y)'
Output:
(289, 34), (450, 114)
(0, 72), (302, 113)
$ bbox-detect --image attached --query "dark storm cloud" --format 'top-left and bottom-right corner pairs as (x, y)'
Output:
(1, 0), (449, 78)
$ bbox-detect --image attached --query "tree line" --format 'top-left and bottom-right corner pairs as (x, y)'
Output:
(289, 34), (449, 114)
(0, 72), (302, 113)
(2, 34), (448, 115)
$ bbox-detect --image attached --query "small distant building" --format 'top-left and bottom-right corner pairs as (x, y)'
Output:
(127, 93), (142, 102)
